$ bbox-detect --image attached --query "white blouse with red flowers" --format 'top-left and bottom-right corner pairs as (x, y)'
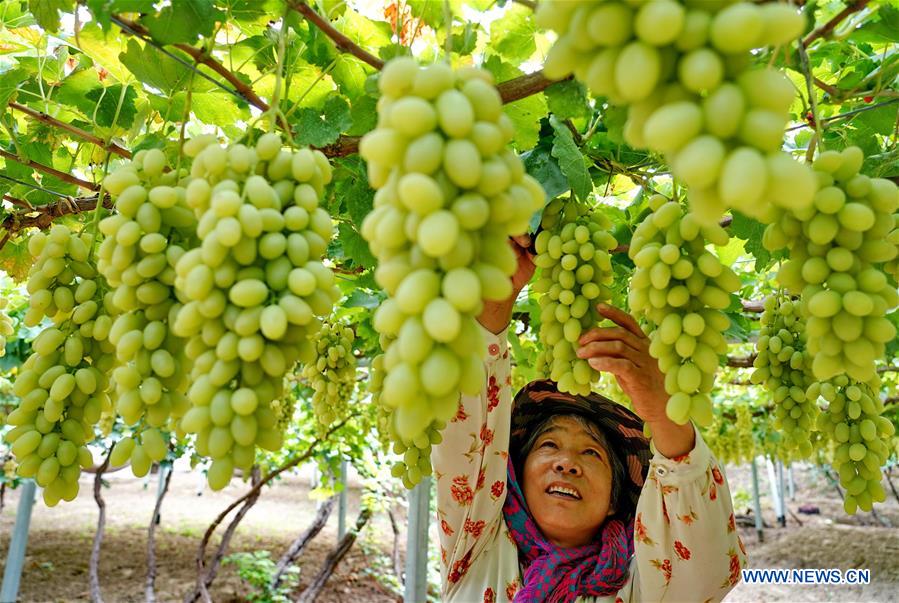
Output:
(431, 325), (748, 603)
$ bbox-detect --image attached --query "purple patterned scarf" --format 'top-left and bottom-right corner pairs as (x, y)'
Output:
(502, 458), (634, 602)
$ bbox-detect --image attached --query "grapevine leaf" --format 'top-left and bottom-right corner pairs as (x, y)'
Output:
(0, 236), (34, 282)
(85, 0), (156, 30)
(336, 223), (376, 269)
(28, 0), (74, 33)
(489, 5), (536, 62)
(482, 56), (547, 150)
(852, 5), (899, 43)
(84, 83), (138, 129)
(450, 22), (478, 56)
(0, 68), (29, 108)
(191, 92), (249, 129)
(143, 0), (223, 45)
(69, 23), (133, 82)
(521, 143), (569, 201)
(346, 95), (378, 136)
(545, 80), (590, 122)
(728, 211), (772, 273)
(549, 115), (591, 202)
(119, 39), (193, 94)
(333, 156), (374, 227)
(291, 96), (352, 148)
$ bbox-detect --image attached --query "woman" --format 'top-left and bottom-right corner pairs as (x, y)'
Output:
(432, 237), (747, 602)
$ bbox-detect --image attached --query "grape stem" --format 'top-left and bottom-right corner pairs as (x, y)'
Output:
(89, 447), (114, 603)
(798, 40), (826, 152)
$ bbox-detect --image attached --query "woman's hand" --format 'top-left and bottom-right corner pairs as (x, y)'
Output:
(476, 235), (536, 335)
(576, 303), (695, 457)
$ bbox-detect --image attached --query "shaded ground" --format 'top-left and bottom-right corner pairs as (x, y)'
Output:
(0, 466), (401, 602)
(1, 460), (897, 602)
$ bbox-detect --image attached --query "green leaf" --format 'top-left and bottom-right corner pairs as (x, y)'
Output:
(549, 116), (591, 202)
(729, 211), (771, 273)
(333, 156), (374, 227)
(346, 95), (378, 136)
(119, 39), (193, 94)
(85, 0), (155, 30)
(521, 143), (569, 201)
(143, 0), (222, 45)
(489, 5), (536, 62)
(545, 80), (590, 122)
(291, 96), (351, 147)
(0, 236), (34, 283)
(853, 5), (899, 43)
(450, 22), (478, 56)
(0, 68), (29, 108)
(337, 223), (376, 269)
(482, 56), (548, 150)
(28, 0), (74, 32)
(84, 83), (138, 129)
(66, 23), (132, 82)
(191, 91), (249, 128)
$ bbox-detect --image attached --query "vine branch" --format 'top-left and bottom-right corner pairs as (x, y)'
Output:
(802, 0), (872, 47)
(9, 101), (132, 158)
(288, 1), (385, 70)
(110, 15), (270, 112)
(0, 194), (112, 246)
(0, 148), (99, 191)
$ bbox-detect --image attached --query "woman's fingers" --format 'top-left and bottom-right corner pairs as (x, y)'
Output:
(587, 356), (640, 378)
(576, 339), (645, 366)
(578, 326), (647, 353)
(595, 303), (647, 340)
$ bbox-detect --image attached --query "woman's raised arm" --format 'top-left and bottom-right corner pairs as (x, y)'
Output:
(429, 237), (534, 594)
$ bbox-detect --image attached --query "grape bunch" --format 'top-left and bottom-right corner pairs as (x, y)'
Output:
(763, 147), (899, 383)
(0, 297), (13, 355)
(537, 0), (815, 225)
(884, 211), (899, 280)
(359, 58), (544, 444)
(815, 376), (893, 513)
(532, 199), (618, 395)
(172, 133), (339, 489)
(628, 195), (738, 426)
(4, 226), (116, 505)
(704, 403), (755, 465)
(98, 148), (197, 473)
(371, 354), (443, 488)
(302, 319), (357, 430)
(750, 293), (819, 457)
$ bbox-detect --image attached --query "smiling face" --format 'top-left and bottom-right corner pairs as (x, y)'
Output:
(521, 416), (615, 549)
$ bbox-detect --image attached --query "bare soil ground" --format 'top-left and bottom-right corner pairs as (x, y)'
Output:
(0, 466), (401, 602)
(724, 462), (899, 603)
(1, 460), (897, 602)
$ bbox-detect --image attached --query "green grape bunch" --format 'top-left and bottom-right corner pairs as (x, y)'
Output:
(764, 147), (899, 384)
(171, 133), (339, 490)
(5, 226), (117, 505)
(0, 297), (14, 355)
(371, 354), (442, 489)
(302, 318), (357, 430)
(815, 376), (894, 514)
(751, 293), (819, 458)
(537, 0), (815, 225)
(532, 198), (619, 395)
(98, 148), (198, 474)
(628, 194), (738, 426)
(359, 58), (544, 450)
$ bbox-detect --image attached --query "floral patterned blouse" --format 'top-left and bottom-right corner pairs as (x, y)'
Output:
(431, 325), (748, 602)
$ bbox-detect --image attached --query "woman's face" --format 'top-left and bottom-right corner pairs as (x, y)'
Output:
(522, 416), (614, 549)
